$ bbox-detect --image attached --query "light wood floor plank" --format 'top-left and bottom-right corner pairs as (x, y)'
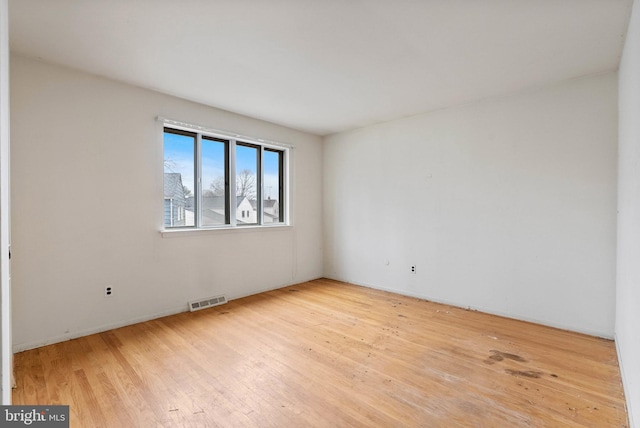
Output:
(12, 279), (628, 427)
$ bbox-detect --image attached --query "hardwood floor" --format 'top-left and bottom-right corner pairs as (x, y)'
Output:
(13, 279), (628, 427)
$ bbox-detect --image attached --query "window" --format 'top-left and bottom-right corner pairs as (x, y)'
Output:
(163, 126), (287, 229)
(263, 149), (285, 223)
(163, 129), (196, 227)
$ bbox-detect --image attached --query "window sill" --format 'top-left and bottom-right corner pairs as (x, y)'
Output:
(160, 224), (292, 238)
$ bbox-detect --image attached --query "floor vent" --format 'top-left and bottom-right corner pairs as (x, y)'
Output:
(189, 295), (228, 312)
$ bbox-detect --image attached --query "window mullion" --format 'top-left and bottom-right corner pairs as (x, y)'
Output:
(229, 139), (237, 226)
(195, 133), (202, 228)
(280, 150), (286, 223)
(258, 146), (264, 225)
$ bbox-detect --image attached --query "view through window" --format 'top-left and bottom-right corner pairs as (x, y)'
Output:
(163, 127), (286, 229)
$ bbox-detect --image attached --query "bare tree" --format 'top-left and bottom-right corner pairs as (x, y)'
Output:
(208, 170), (256, 199)
(182, 185), (192, 198)
(236, 169), (256, 200)
(209, 177), (225, 196)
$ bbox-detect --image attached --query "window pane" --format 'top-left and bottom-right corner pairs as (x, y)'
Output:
(163, 130), (195, 227)
(202, 137), (228, 226)
(236, 144), (259, 225)
(263, 149), (283, 223)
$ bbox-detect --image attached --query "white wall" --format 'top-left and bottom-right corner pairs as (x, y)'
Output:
(617, 0), (640, 424)
(10, 55), (323, 352)
(324, 73), (618, 338)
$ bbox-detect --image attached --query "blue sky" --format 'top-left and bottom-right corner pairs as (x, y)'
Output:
(164, 132), (281, 200)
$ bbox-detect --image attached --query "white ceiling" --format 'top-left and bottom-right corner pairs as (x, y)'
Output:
(8, 0), (633, 136)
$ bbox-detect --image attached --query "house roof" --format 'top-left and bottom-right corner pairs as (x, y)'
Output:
(200, 195), (225, 210)
(263, 212), (278, 220)
(200, 208), (226, 225)
(190, 195), (249, 210)
(249, 199), (279, 210)
(264, 199), (278, 209)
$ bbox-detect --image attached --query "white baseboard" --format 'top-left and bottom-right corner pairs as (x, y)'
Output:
(12, 305), (188, 353)
(325, 275), (615, 340)
(12, 275), (324, 354)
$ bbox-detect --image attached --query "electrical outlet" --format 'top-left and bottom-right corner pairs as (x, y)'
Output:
(105, 286), (113, 297)
(410, 265), (416, 274)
